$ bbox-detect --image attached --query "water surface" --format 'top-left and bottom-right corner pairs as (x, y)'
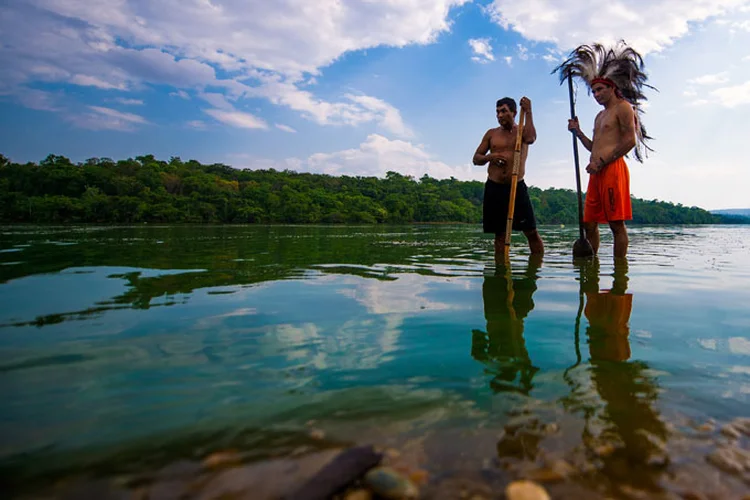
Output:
(1, 224), (749, 498)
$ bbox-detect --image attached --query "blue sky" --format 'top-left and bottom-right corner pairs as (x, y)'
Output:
(1, 0), (749, 210)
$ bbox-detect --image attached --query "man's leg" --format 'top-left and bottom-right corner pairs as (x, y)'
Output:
(609, 221), (628, 258)
(494, 234), (505, 263)
(585, 222), (600, 254)
(523, 229), (544, 255)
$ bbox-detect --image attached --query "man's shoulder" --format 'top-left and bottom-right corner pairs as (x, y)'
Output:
(615, 99), (635, 114)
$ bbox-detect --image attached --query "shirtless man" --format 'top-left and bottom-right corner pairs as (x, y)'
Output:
(473, 96), (544, 260)
(568, 80), (637, 258)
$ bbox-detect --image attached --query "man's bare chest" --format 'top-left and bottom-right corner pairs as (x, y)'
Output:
(594, 112), (618, 135)
(490, 128), (516, 150)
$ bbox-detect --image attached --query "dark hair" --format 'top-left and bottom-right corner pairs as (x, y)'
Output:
(496, 97), (516, 114)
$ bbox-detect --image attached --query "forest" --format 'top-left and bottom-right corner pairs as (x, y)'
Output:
(0, 154), (745, 225)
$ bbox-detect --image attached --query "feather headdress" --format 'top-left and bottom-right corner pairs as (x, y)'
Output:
(552, 40), (657, 162)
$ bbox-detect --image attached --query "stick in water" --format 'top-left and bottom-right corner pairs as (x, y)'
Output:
(503, 108), (527, 262)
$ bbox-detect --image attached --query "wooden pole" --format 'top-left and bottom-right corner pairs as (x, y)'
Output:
(503, 108), (527, 262)
(567, 75), (595, 258)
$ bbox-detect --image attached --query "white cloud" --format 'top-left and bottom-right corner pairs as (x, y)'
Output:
(517, 44), (530, 61)
(712, 80), (750, 106)
(70, 74), (128, 90)
(688, 72), (731, 85)
(251, 134), (484, 181)
(468, 38), (495, 64)
(88, 106), (147, 123)
(204, 108), (268, 129)
(485, 0), (750, 54)
(729, 337), (750, 355)
(170, 90), (191, 99)
(14, 89), (61, 112)
(199, 92), (235, 110)
(67, 106), (148, 131)
(504, 56), (513, 66)
(114, 97), (144, 106)
(186, 120), (207, 129)
(3, 0), (468, 133)
(345, 94), (412, 137)
(275, 124), (297, 133)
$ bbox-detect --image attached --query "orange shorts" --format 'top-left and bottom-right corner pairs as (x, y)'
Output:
(584, 291), (633, 362)
(584, 157), (632, 223)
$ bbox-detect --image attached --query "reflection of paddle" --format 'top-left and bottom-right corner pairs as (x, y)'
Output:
(566, 75), (595, 258)
(565, 260), (589, 378)
(503, 108), (527, 262)
(560, 259), (593, 412)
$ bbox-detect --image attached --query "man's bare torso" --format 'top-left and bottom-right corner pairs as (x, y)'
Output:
(591, 100), (631, 167)
(487, 125), (529, 184)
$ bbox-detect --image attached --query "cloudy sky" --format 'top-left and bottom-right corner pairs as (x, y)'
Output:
(1, 0), (749, 210)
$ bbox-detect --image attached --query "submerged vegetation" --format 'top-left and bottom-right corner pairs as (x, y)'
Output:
(0, 153), (744, 225)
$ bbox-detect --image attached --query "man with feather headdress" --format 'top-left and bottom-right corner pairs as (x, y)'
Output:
(554, 41), (654, 258)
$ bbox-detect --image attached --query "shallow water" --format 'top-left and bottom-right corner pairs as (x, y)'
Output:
(1, 224), (749, 498)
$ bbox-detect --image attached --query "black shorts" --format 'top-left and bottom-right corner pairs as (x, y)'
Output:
(482, 179), (537, 234)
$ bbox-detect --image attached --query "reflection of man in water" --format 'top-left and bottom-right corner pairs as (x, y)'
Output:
(583, 258), (633, 362)
(581, 258), (669, 492)
(472, 255), (542, 394)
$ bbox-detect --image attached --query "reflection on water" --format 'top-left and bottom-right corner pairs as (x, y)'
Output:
(1, 224), (750, 498)
(577, 258), (670, 492)
(472, 256), (542, 395)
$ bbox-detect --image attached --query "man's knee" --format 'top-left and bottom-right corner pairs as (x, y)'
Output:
(524, 229), (541, 241)
(608, 220), (627, 234)
(584, 222), (598, 233)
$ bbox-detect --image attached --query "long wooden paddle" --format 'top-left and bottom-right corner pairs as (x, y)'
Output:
(503, 108), (527, 262)
(567, 75), (595, 258)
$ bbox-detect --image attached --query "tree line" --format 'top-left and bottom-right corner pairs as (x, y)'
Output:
(0, 153), (744, 225)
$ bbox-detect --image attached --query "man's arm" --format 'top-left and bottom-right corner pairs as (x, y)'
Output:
(569, 117), (594, 151)
(520, 96), (536, 144)
(473, 130), (493, 165)
(596, 102), (637, 168)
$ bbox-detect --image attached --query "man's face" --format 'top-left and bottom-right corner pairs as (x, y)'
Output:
(592, 83), (614, 104)
(496, 105), (515, 128)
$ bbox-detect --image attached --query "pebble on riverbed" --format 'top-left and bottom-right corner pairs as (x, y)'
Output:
(363, 466), (419, 499)
(706, 444), (750, 475)
(524, 459), (576, 483)
(505, 480), (550, 500)
(202, 449), (242, 469)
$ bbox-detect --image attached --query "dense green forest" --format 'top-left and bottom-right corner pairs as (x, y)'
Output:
(0, 154), (744, 225)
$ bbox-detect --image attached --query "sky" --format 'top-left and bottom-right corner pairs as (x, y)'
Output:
(1, 0), (749, 210)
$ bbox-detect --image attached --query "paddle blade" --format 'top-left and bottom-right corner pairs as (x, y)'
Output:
(573, 238), (595, 258)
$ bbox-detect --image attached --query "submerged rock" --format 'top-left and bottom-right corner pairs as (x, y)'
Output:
(202, 449), (242, 469)
(525, 459), (576, 483)
(720, 424), (741, 440)
(505, 480), (550, 500)
(343, 488), (374, 500)
(285, 445), (383, 500)
(705, 445), (750, 475)
(363, 466), (419, 499)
